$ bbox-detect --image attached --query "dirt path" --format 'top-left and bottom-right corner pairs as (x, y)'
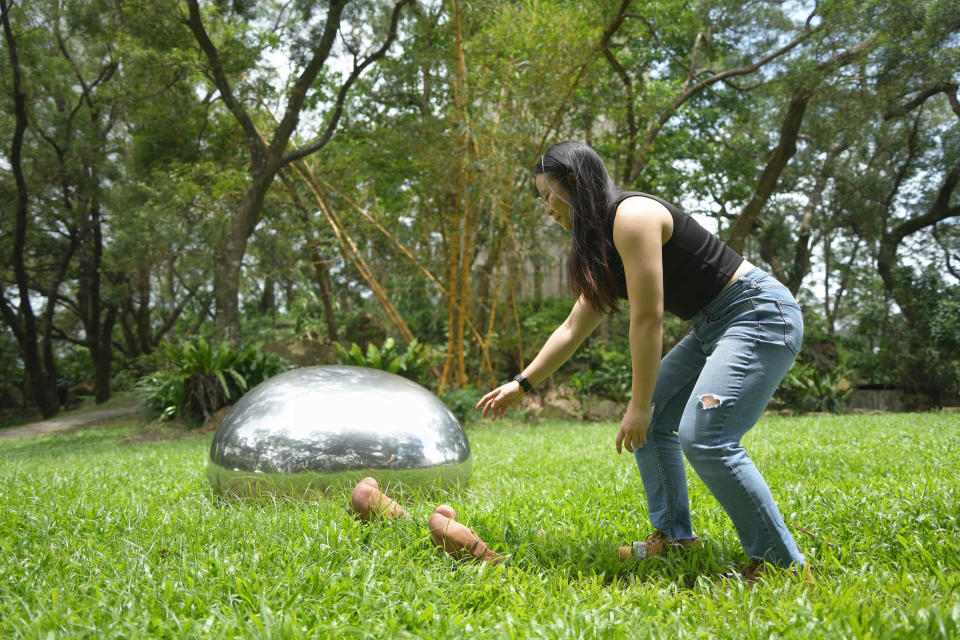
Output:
(0, 402), (139, 440)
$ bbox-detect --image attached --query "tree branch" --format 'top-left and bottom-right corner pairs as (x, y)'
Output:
(184, 0), (267, 164)
(724, 37), (874, 250)
(933, 222), (960, 282)
(624, 13), (692, 75)
(537, 0), (632, 154)
(883, 81), (959, 120)
(726, 87), (812, 252)
(281, 0), (412, 164)
(949, 89), (960, 121)
(887, 164), (960, 245)
(270, 0), (350, 157)
(628, 25), (821, 182)
(601, 43), (637, 183)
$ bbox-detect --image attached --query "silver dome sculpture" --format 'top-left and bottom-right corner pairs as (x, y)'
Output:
(207, 365), (472, 499)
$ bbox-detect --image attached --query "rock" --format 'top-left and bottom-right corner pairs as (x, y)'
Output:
(69, 381), (95, 397)
(903, 393), (935, 412)
(541, 386), (582, 420)
(201, 405), (232, 432)
(519, 393), (543, 412)
(763, 409), (795, 417)
(583, 398), (622, 422)
(261, 340), (335, 367)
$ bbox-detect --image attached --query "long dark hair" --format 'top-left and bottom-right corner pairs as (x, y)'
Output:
(535, 141), (627, 313)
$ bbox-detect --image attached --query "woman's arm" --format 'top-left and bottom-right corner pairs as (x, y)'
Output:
(476, 295), (605, 420)
(612, 197), (669, 453)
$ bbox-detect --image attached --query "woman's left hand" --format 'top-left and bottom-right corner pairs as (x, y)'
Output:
(475, 380), (525, 420)
(616, 401), (653, 454)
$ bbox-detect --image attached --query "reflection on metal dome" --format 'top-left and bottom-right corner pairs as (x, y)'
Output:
(207, 366), (471, 498)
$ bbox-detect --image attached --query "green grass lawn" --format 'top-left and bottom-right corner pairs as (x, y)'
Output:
(1, 412), (958, 638)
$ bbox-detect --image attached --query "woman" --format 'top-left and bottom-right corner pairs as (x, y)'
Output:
(476, 141), (805, 577)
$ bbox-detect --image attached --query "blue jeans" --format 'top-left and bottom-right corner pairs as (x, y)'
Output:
(633, 268), (805, 568)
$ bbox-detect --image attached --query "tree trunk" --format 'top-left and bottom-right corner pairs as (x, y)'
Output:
(438, 0), (471, 389)
(310, 244), (339, 342)
(727, 88), (812, 253)
(785, 143), (847, 294)
(186, 0), (410, 343)
(0, 0), (59, 417)
(214, 168), (278, 342)
(93, 306), (117, 404)
(877, 164), (960, 328)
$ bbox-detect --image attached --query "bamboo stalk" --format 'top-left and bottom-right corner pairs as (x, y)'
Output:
(294, 161), (417, 345)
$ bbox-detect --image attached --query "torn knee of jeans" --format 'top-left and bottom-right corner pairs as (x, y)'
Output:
(698, 394), (727, 409)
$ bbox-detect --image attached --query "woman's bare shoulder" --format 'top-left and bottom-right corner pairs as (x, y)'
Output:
(614, 195), (673, 243)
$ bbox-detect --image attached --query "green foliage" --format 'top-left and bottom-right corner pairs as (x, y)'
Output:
(0, 331), (23, 389)
(778, 362), (852, 414)
(340, 311), (388, 349)
(568, 347), (632, 402)
(135, 338), (289, 425)
(109, 367), (139, 393)
(520, 298), (574, 341)
(334, 338), (438, 388)
(840, 268), (960, 402)
(495, 298), (574, 374)
(2, 413), (960, 637)
(438, 386), (483, 425)
(56, 347), (95, 395)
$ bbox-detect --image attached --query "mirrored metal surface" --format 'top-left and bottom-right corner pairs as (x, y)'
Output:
(208, 365), (471, 498)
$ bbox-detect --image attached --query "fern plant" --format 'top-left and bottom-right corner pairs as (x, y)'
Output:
(136, 338), (288, 425)
(779, 362), (852, 414)
(335, 338), (437, 386)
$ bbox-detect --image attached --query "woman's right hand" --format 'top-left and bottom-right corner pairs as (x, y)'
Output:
(475, 381), (525, 420)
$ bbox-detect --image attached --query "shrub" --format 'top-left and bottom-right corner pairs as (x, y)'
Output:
(136, 338), (290, 425)
(839, 268), (960, 404)
(778, 361), (851, 414)
(568, 347), (631, 402)
(335, 337), (438, 388)
(438, 386), (482, 425)
(494, 298), (573, 374)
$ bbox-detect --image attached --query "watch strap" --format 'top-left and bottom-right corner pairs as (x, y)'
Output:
(513, 374), (532, 392)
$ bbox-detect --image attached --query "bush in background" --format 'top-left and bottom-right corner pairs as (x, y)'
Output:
(778, 361), (851, 414)
(438, 386), (482, 425)
(136, 338), (289, 426)
(568, 347), (631, 402)
(335, 337), (438, 388)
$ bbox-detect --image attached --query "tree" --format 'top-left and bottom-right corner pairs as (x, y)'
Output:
(183, 0), (413, 342)
(0, 0), (59, 416)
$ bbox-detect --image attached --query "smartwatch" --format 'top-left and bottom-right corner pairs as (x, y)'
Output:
(513, 374), (533, 393)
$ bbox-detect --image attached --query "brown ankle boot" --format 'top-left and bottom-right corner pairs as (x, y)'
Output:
(718, 558), (813, 585)
(617, 530), (703, 562)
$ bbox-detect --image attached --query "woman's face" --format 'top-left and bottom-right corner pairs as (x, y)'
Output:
(535, 173), (572, 232)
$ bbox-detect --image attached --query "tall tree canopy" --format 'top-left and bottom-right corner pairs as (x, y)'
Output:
(1, 0), (957, 417)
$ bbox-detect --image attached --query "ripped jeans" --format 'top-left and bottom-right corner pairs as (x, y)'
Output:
(633, 268), (805, 567)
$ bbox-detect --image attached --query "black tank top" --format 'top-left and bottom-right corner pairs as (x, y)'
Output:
(610, 192), (744, 320)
